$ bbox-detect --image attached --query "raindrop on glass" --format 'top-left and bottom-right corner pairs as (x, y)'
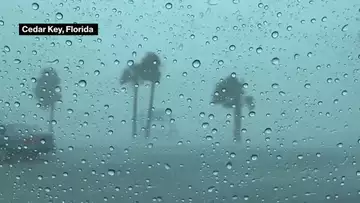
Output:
(165, 2), (173, 9)
(229, 45), (236, 51)
(79, 80), (87, 87)
(56, 12), (63, 20)
(165, 108), (172, 115)
(108, 169), (115, 176)
(32, 3), (39, 10)
(226, 161), (232, 169)
(271, 57), (280, 65)
(256, 47), (262, 54)
(14, 59), (21, 64)
(164, 163), (171, 170)
(264, 128), (272, 134)
(341, 90), (348, 96)
(192, 59), (201, 68)
(271, 83), (279, 89)
(271, 31), (279, 39)
(304, 83), (311, 89)
(341, 24), (348, 32)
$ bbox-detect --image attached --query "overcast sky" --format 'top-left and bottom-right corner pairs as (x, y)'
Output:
(0, 0), (359, 149)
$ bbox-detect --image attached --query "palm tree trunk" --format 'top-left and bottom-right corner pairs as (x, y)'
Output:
(49, 104), (55, 133)
(233, 102), (242, 142)
(145, 82), (155, 139)
(132, 85), (139, 138)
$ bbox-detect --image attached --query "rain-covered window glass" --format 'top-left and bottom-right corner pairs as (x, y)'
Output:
(0, 0), (360, 202)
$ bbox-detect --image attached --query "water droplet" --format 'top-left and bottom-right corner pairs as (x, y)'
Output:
(271, 83), (279, 89)
(164, 163), (171, 170)
(165, 2), (173, 9)
(79, 80), (87, 87)
(4, 45), (10, 52)
(264, 128), (272, 134)
(256, 47), (263, 54)
(271, 31), (279, 39)
(108, 169), (115, 176)
(65, 40), (72, 46)
(94, 70), (100, 76)
(32, 3), (39, 10)
(165, 108), (172, 115)
(341, 90), (348, 96)
(341, 24), (348, 32)
(211, 128), (217, 134)
(14, 101), (20, 107)
(13, 59), (21, 64)
(251, 154), (258, 160)
(229, 45), (236, 51)
(207, 186), (215, 192)
(248, 111), (256, 117)
(55, 86), (61, 93)
(356, 171), (360, 176)
(304, 83), (311, 89)
(297, 154), (304, 160)
(202, 122), (209, 128)
(192, 59), (201, 68)
(226, 161), (232, 169)
(0, 20), (4, 26)
(56, 12), (63, 20)
(271, 57), (280, 65)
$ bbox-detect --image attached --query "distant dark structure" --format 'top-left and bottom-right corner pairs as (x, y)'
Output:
(120, 52), (162, 139)
(212, 73), (255, 142)
(34, 68), (62, 133)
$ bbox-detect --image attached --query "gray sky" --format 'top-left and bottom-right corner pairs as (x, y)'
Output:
(0, 0), (359, 149)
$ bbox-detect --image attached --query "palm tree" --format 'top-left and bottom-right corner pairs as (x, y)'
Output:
(120, 52), (162, 139)
(34, 68), (62, 133)
(212, 74), (255, 142)
(120, 64), (143, 138)
(137, 53), (161, 139)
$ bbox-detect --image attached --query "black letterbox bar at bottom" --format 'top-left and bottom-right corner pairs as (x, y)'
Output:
(19, 23), (98, 35)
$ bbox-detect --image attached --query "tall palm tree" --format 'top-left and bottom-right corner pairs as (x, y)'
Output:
(120, 52), (162, 139)
(212, 74), (255, 142)
(34, 68), (62, 133)
(120, 64), (143, 138)
(138, 52), (161, 139)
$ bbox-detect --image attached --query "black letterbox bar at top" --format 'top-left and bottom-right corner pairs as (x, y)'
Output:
(19, 23), (98, 35)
